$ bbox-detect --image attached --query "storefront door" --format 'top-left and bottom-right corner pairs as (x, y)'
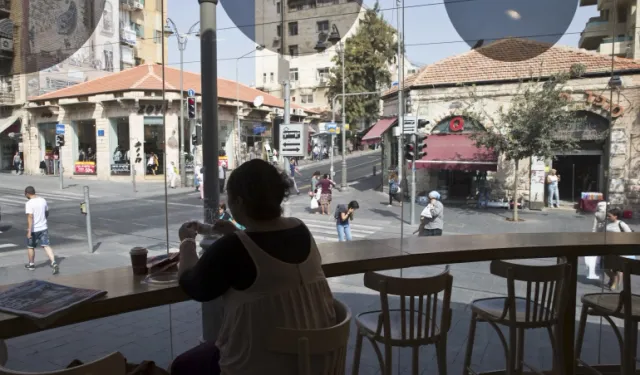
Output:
(144, 117), (164, 177)
(110, 117), (131, 176)
(74, 120), (97, 175)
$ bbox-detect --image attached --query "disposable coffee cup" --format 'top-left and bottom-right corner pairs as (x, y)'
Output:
(130, 247), (148, 275)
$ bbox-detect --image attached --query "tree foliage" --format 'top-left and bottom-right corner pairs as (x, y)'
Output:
(325, 1), (397, 127)
(463, 72), (587, 220)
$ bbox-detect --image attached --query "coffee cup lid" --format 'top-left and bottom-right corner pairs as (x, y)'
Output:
(130, 247), (148, 254)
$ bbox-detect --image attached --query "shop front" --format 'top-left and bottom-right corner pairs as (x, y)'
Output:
(0, 116), (20, 172)
(73, 119), (97, 176)
(37, 122), (59, 175)
(414, 116), (497, 199)
(110, 117), (131, 176)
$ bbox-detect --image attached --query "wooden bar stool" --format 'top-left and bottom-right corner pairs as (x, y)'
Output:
(267, 299), (352, 375)
(462, 260), (571, 375)
(575, 255), (640, 375)
(351, 267), (453, 375)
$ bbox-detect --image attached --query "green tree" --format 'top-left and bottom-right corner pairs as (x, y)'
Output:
(464, 73), (586, 221)
(325, 1), (397, 127)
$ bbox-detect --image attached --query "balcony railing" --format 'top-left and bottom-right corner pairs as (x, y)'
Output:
(120, 27), (137, 46)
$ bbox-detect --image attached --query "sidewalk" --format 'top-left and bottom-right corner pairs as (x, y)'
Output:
(295, 149), (378, 170)
(0, 173), (194, 199)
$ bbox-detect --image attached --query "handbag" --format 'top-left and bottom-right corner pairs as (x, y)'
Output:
(310, 197), (319, 209)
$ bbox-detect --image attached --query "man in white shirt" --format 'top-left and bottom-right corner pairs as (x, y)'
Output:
(24, 186), (59, 274)
(218, 164), (226, 194)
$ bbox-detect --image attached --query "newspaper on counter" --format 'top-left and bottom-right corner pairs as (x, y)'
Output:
(0, 279), (107, 321)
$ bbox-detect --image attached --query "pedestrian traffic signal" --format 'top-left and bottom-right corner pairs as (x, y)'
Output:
(417, 119), (430, 131)
(404, 142), (415, 162)
(188, 97), (196, 119)
(134, 141), (142, 163)
(192, 124), (202, 145)
(55, 134), (65, 147)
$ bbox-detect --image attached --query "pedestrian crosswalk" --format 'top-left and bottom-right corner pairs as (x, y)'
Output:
(0, 189), (88, 213)
(296, 216), (389, 243)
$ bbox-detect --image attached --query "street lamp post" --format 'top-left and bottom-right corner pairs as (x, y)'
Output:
(235, 45), (265, 169)
(164, 19), (200, 187)
(316, 25), (345, 185)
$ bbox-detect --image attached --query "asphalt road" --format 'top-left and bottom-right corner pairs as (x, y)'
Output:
(0, 153), (382, 256)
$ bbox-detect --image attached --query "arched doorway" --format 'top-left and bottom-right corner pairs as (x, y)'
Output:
(551, 110), (608, 203)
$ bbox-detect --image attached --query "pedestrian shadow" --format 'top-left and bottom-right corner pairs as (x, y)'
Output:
(369, 208), (408, 224)
(348, 175), (382, 192)
(92, 241), (102, 253)
(0, 224), (12, 232)
(38, 256), (67, 269)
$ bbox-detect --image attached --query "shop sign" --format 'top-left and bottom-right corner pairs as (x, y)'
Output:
(110, 163), (130, 175)
(75, 162), (96, 175)
(185, 161), (194, 173)
(584, 91), (625, 118)
(136, 104), (165, 115)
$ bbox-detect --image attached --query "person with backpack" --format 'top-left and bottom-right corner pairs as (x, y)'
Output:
(388, 172), (400, 207)
(603, 208), (634, 290)
(334, 201), (359, 241)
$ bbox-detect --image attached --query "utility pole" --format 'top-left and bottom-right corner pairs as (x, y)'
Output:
(199, 0), (223, 344)
(396, 0), (404, 184)
(410, 133), (416, 225)
(340, 45), (347, 189)
(283, 80), (291, 171)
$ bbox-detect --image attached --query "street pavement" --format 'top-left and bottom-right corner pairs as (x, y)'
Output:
(0, 153), (632, 374)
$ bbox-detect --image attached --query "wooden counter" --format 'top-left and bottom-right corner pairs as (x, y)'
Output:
(1, 232), (639, 375)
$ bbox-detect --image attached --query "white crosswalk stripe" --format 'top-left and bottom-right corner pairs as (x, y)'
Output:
(297, 216), (386, 243)
(0, 243), (19, 250)
(0, 191), (85, 212)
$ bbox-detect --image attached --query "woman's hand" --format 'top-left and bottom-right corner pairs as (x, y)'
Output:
(179, 221), (199, 241)
(212, 220), (238, 235)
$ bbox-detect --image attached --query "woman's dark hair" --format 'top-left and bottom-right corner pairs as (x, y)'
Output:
(348, 200), (359, 210)
(313, 171), (321, 177)
(322, 174), (329, 179)
(608, 208), (622, 218)
(226, 159), (290, 220)
(219, 203), (227, 211)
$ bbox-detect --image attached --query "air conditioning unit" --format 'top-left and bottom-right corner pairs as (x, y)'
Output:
(133, 0), (143, 9)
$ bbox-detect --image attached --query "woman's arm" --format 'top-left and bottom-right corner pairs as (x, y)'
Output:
(620, 221), (632, 232)
(430, 202), (443, 217)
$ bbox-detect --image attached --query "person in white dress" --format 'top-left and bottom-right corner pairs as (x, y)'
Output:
(585, 201), (607, 280)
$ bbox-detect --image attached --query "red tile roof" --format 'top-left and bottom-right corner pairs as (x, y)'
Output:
(30, 64), (306, 109)
(385, 38), (640, 96)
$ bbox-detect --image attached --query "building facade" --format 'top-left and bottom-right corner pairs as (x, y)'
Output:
(380, 39), (640, 212)
(21, 64), (314, 180)
(579, 0), (639, 58)
(254, 0), (417, 112)
(0, 0), (167, 173)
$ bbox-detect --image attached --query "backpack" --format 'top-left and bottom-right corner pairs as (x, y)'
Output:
(334, 204), (346, 220)
(389, 180), (399, 194)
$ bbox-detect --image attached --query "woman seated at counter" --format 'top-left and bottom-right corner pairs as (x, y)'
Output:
(172, 159), (336, 375)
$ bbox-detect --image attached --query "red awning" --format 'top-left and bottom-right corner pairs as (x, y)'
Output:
(414, 134), (498, 171)
(361, 117), (397, 144)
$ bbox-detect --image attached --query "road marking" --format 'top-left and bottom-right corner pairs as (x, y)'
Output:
(303, 223), (374, 235)
(312, 236), (339, 242)
(300, 217), (386, 230)
(141, 199), (202, 208)
(0, 244), (18, 249)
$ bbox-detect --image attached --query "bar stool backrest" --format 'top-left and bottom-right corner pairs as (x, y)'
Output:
(267, 299), (352, 375)
(363, 266), (453, 345)
(489, 260), (571, 327)
(0, 352), (127, 375)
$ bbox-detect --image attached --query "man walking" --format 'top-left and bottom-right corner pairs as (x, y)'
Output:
(13, 152), (21, 175)
(219, 164), (226, 194)
(24, 186), (59, 274)
(288, 158), (302, 195)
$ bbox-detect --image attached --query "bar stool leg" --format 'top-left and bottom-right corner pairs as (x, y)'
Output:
(383, 342), (392, 375)
(574, 306), (589, 374)
(0, 339), (6, 367)
(412, 346), (419, 375)
(462, 312), (478, 375)
(351, 331), (364, 375)
(516, 328), (525, 375)
(507, 326), (517, 375)
(436, 336), (447, 375)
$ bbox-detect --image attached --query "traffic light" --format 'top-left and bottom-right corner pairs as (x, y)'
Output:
(188, 97), (196, 119)
(415, 134), (428, 160)
(417, 119), (430, 131)
(55, 134), (65, 147)
(404, 142), (415, 162)
(192, 124), (202, 145)
(134, 141), (142, 163)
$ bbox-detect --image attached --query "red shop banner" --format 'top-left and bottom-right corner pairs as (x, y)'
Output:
(74, 162), (96, 175)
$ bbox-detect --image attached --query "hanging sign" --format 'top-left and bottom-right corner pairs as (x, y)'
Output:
(584, 91), (625, 118)
(449, 117), (464, 132)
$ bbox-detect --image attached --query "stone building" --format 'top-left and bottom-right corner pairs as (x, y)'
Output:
(22, 64), (314, 181)
(379, 39), (640, 211)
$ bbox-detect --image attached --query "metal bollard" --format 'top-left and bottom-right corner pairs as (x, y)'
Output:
(59, 161), (64, 190)
(83, 186), (93, 253)
(373, 165), (376, 176)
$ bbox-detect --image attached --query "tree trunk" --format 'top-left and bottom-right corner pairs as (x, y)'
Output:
(512, 159), (519, 222)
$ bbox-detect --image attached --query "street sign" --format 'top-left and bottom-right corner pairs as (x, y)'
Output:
(187, 89), (195, 97)
(403, 115), (417, 134)
(327, 122), (337, 134)
(279, 123), (307, 157)
(56, 124), (65, 135)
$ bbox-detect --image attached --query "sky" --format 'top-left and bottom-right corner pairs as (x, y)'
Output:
(166, 0), (599, 86)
